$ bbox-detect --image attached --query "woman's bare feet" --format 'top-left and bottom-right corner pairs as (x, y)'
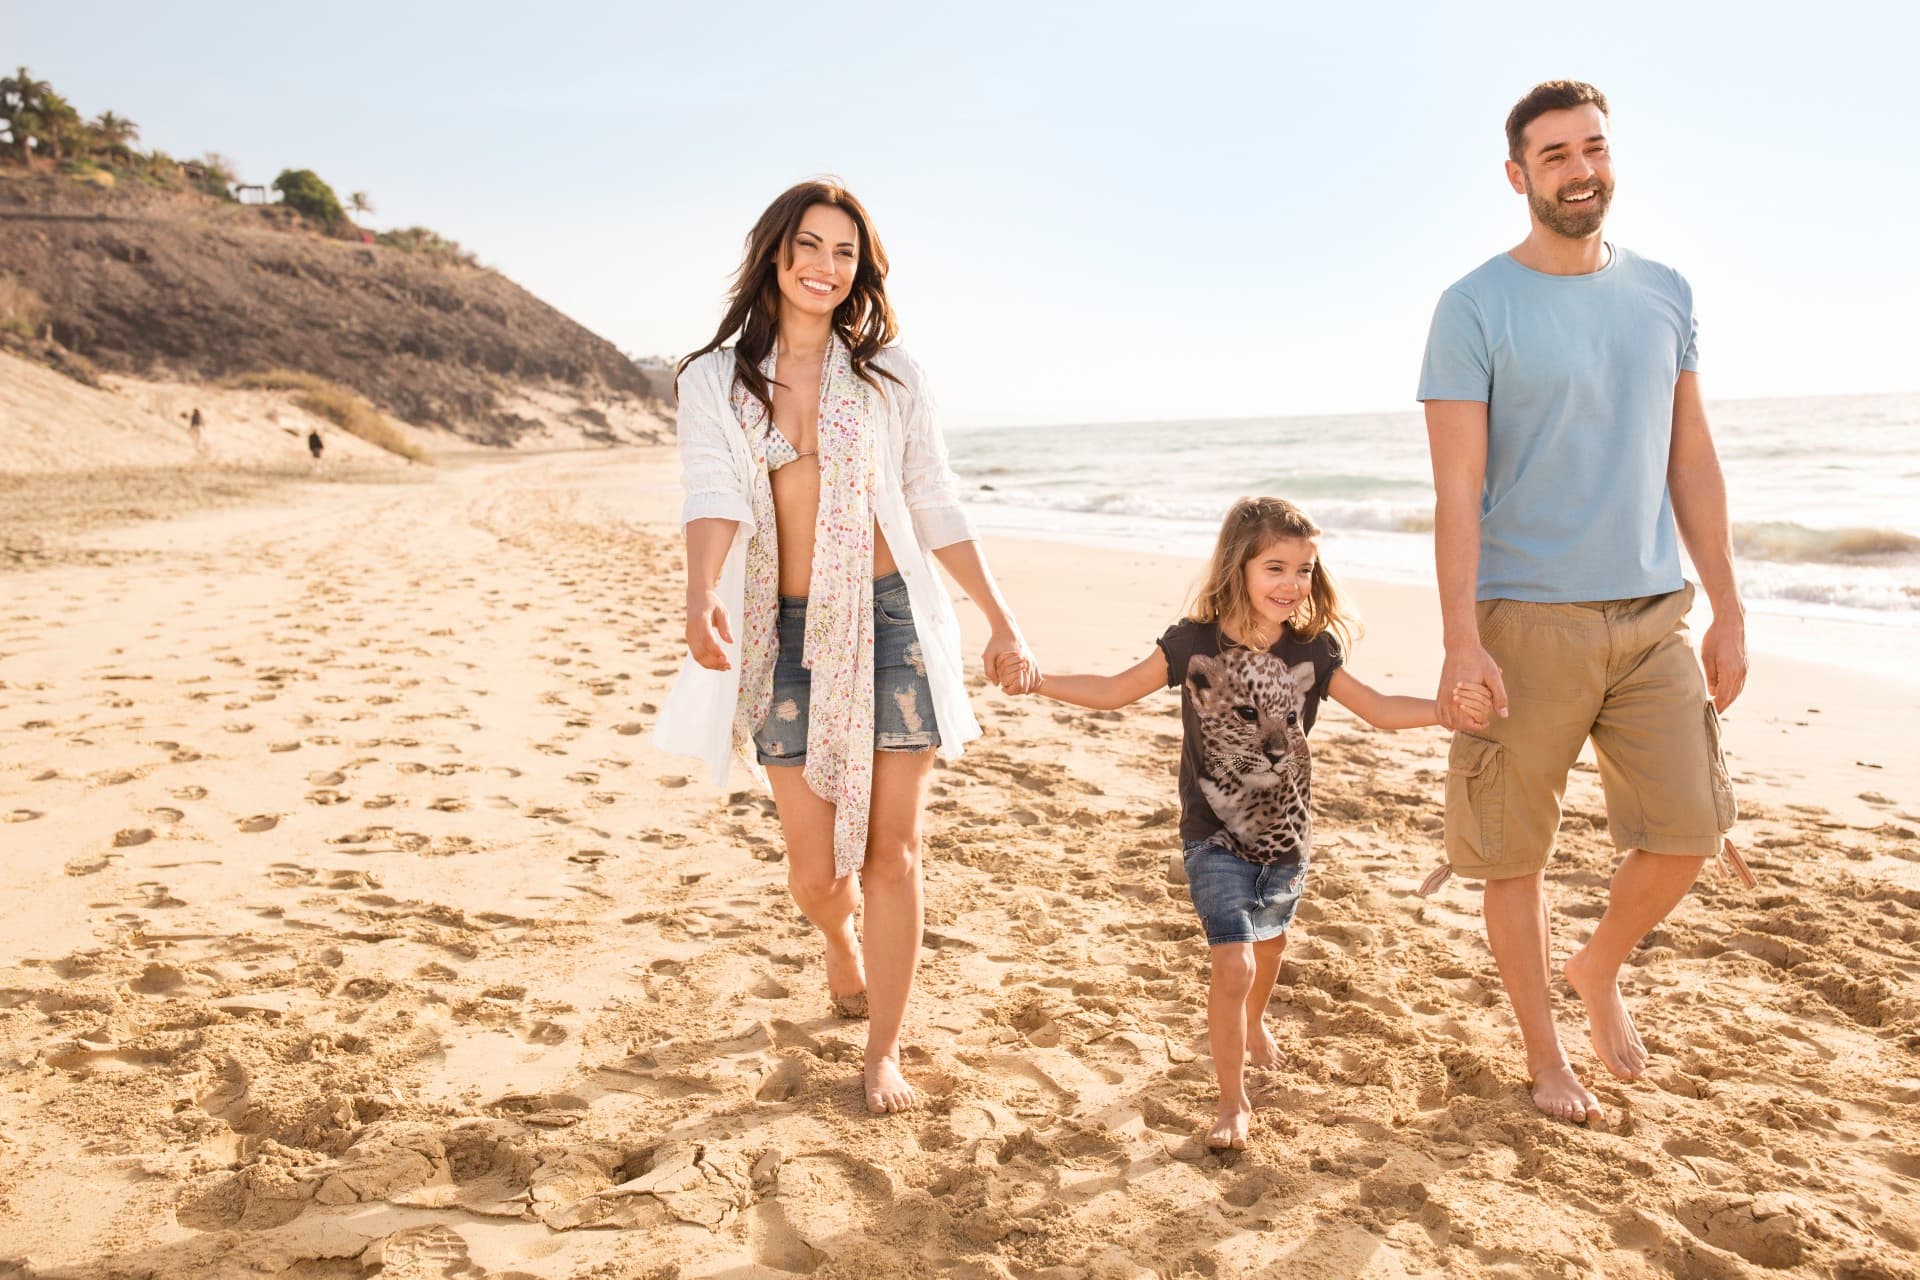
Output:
(824, 921), (868, 1019)
(1530, 1060), (1603, 1123)
(1207, 1097), (1253, 1150)
(1246, 1019), (1284, 1069)
(864, 1055), (917, 1115)
(1562, 948), (1649, 1079)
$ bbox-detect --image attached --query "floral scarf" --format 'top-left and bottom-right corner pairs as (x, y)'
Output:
(730, 334), (878, 876)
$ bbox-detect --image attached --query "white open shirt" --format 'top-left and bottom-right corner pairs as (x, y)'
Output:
(650, 345), (984, 788)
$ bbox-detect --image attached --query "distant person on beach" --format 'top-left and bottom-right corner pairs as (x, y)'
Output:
(653, 180), (1038, 1116)
(1012, 497), (1492, 1149)
(1418, 80), (1750, 1124)
(186, 407), (206, 454)
(307, 429), (324, 474)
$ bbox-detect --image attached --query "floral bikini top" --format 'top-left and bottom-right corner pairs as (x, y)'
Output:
(762, 426), (815, 472)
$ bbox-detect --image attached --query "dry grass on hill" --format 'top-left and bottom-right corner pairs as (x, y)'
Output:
(224, 369), (430, 463)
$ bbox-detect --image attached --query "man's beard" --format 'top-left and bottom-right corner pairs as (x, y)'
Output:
(1527, 176), (1611, 239)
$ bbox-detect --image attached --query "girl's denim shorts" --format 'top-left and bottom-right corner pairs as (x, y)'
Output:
(753, 572), (943, 767)
(1182, 837), (1308, 945)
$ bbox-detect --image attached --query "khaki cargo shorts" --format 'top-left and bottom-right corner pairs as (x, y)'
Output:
(1445, 582), (1737, 880)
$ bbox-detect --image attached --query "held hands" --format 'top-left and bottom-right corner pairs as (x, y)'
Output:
(984, 628), (1042, 695)
(685, 590), (733, 671)
(1449, 680), (1497, 732)
(1436, 644), (1508, 732)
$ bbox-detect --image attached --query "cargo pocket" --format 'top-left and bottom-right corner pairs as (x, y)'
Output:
(1703, 702), (1738, 832)
(1445, 733), (1506, 867)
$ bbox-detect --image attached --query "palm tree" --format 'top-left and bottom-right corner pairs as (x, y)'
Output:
(35, 91), (83, 163)
(92, 110), (139, 161)
(349, 191), (374, 219)
(0, 66), (52, 164)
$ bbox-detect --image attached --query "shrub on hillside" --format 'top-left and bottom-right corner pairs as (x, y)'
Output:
(375, 226), (480, 269)
(224, 369), (430, 464)
(0, 275), (47, 336)
(272, 169), (345, 229)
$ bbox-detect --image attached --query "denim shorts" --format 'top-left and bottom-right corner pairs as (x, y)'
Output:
(753, 573), (943, 767)
(1182, 837), (1308, 946)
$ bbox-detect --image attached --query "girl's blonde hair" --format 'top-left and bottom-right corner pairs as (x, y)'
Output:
(1188, 497), (1359, 654)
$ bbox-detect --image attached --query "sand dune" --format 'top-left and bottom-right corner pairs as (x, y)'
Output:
(1, 449), (1916, 1278)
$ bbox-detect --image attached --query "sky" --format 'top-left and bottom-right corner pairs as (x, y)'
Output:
(8, 1), (1918, 426)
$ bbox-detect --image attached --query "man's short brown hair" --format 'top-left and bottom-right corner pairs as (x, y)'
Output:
(1505, 81), (1610, 162)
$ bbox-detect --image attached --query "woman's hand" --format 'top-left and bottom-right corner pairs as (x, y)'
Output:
(983, 627), (1040, 695)
(686, 590), (734, 670)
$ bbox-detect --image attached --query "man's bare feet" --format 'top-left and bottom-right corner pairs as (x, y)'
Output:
(824, 923), (867, 1018)
(1207, 1097), (1253, 1150)
(1246, 1020), (1284, 1069)
(1530, 1060), (1603, 1123)
(864, 1055), (917, 1115)
(1562, 948), (1649, 1079)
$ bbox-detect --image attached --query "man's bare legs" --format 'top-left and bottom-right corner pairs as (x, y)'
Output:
(859, 748), (936, 1114)
(767, 767), (866, 1008)
(1483, 870), (1602, 1122)
(1563, 849), (1707, 1079)
(1245, 934), (1288, 1069)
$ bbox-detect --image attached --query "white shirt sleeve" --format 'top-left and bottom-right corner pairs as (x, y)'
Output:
(888, 350), (976, 550)
(675, 353), (753, 528)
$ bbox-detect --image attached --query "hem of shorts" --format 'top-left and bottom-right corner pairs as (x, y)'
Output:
(1203, 924), (1290, 946)
(1612, 830), (1723, 857)
(758, 755), (806, 768)
(875, 740), (939, 754)
(1445, 857), (1548, 881)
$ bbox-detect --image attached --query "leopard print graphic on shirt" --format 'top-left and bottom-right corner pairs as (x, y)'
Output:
(1185, 650), (1318, 865)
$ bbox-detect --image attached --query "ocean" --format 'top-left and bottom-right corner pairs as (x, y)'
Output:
(946, 392), (1920, 684)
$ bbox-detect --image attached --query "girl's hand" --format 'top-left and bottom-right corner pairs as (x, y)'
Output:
(1451, 680), (1494, 731)
(685, 590), (733, 670)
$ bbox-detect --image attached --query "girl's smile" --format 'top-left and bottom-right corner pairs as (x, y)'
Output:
(1244, 536), (1317, 637)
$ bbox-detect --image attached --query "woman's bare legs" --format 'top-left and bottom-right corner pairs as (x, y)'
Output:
(860, 748), (936, 1113)
(766, 766), (866, 1008)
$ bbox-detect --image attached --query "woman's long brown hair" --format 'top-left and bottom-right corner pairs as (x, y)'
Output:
(677, 179), (901, 415)
(1188, 497), (1360, 655)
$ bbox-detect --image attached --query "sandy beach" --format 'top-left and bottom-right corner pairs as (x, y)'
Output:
(2, 447), (1917, 1279)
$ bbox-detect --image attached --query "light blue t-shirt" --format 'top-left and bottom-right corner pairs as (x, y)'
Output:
(1417, 244), (1699, 603)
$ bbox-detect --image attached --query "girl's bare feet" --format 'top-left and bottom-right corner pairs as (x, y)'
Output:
(864, 1055), (917, 1114)
(1207, 1096), (1253, 1150)
(1246, 1019), (1284, 1069)
(1530, 1059), (1603, 1123)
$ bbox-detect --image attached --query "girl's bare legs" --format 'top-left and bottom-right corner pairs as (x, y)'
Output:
(860, 748), (936, 1113)
(766, 767), (866, 1008)
(1245, 933), (1288, 1068)
(1206, 942), (1256, 1149)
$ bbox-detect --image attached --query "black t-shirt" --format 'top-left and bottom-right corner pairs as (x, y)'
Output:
(1157, 619), (1343, 862)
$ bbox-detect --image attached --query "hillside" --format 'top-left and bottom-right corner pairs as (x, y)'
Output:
(0, 170), (670, 448)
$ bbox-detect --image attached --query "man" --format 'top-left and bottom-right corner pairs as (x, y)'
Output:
(1418, 81), (1748, 1123)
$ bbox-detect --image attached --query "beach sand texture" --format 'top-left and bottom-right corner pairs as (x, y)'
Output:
(2, 449), (1917, 1279)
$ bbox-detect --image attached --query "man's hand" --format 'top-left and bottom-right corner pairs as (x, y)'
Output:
(1437, 644), (1508, 731)
(685, 590), (733, 671)
(1700, 612), (1748, 712)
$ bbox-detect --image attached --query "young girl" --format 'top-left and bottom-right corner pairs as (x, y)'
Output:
(1015, 497), (1491, 1150)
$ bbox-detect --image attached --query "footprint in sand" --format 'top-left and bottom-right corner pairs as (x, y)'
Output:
(113, 828), (155, 847)
(65, 853), (120, 876)
(269, 741), (301, 753)
(4, 809), (42, 823)
(362, 795), (400, 810)
(237, 814), (279, 834)
(150, 807), (184, 824)
(307, 790), (349, 806)
(171, 785), (208, 801)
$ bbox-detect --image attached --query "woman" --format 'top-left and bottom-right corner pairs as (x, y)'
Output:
(653, 180), (1036, 1114)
